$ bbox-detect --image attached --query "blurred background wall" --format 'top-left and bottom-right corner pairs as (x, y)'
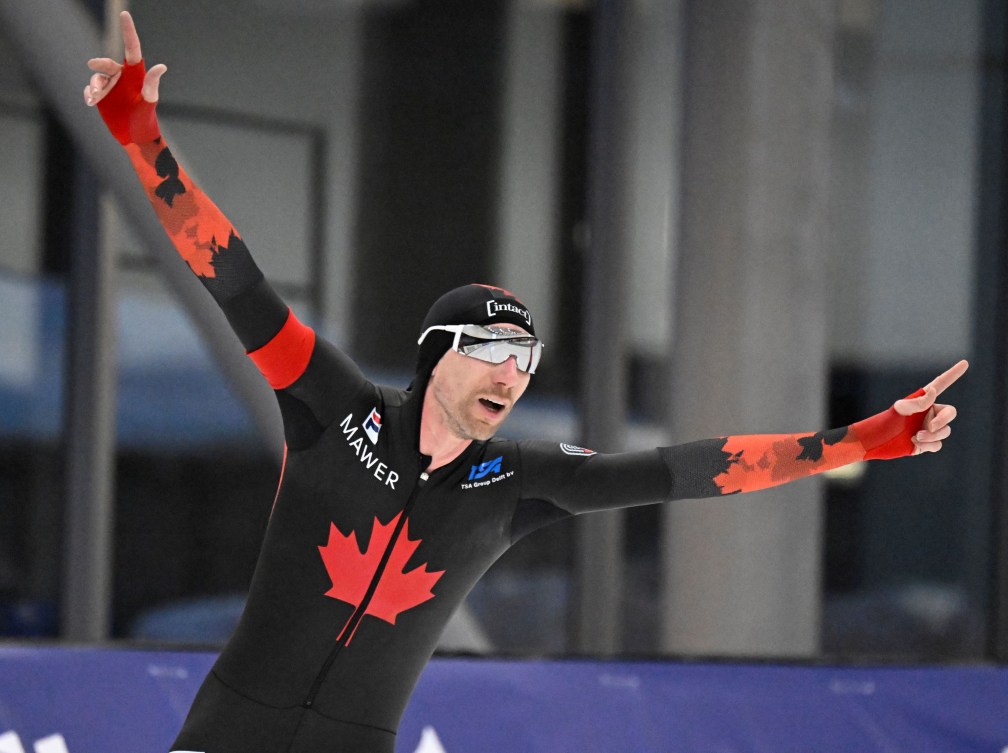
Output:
(0, 0), (1003, 662)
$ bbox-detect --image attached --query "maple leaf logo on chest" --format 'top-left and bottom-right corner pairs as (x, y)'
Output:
(318, 513), (444, 641)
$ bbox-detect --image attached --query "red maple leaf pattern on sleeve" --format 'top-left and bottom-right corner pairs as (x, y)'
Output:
(318, 513), (444, 644)
(125, 141), (235, 278)
(713, 430), (864, 494)
(708, 389), (929, 495)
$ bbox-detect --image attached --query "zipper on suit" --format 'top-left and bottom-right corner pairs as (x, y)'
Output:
(302, 470), (429, 709)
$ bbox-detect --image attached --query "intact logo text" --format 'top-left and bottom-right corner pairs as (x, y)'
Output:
(486, 301), (532, 327)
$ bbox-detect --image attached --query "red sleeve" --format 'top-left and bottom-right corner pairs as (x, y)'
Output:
(247, 309), (316, 389)
(662, 388), (929, 497)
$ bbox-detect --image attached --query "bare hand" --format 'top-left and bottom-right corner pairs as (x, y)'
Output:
(892, 359), (968, 454)
(83, 11), (166, 107)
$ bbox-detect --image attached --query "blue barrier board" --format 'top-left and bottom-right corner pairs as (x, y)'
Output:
(0, 646), (1005, 752)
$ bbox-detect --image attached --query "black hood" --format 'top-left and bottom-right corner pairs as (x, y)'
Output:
(411, 284), (536, 389)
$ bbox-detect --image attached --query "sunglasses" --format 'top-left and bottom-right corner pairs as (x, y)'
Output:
(417, 324), (544, 374)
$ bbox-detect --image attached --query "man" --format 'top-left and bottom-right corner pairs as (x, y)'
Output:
(85, 12), (965, 753)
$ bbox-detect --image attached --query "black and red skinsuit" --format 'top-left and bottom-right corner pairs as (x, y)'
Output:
(97, 61), (929, 753)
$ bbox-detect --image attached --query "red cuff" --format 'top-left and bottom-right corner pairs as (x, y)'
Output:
(851, 388), (927, 460)
(247, 309), (316, 389)
(97, 60), (161, 145)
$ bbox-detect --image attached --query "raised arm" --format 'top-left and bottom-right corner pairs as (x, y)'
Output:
(84, 13), (288, 343)
(84, 12), (366, 447)
(86, 14), (234, 278)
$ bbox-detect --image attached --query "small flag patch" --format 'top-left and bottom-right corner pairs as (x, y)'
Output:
(363, 408), (382, 445)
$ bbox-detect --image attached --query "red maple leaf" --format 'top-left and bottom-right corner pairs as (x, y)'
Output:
(318, 513), (444, 643)
(130, 143), (234, 279)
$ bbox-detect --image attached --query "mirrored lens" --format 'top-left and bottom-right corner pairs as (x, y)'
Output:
(460, 339), (542, 374)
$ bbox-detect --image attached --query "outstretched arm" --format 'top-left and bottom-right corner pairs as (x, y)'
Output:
(664, 360), (967, 498)
(515, 362), (968, 527)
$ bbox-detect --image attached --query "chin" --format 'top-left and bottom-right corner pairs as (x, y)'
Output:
(468, 425), (497, 441)
(468, 418), (501, 441)
(461, 409), (506, 441)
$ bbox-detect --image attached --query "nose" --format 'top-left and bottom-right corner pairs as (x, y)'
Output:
(492, 355), (521, 386)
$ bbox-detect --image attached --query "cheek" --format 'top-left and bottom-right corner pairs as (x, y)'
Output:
(519, 371), (532, 391)
(433, 362), (475, 404)
(511, 376), (531, 403)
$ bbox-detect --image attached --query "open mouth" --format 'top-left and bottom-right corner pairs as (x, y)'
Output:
(479, 398), (506, 414)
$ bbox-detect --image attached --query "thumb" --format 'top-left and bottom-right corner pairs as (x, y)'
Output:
(141, 64), (167, 103)
(893, 385), (935, 416)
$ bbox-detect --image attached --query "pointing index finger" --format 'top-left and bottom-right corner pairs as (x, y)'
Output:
(120, 11), (143, 65)
(925, 359), (969, 397)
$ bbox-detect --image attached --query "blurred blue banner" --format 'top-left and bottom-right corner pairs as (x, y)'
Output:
(0, 646), (1005, 752)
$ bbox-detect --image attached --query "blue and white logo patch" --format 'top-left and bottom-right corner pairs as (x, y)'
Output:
(363, 408), (382, 445)
(560, 443), (596, 457)
(462, 455), (514, 490)
(469, 456), (503, 481)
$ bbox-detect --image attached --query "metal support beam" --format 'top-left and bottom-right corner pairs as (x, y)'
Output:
(61, 172), (117, 641)
(52, 0), (115, 643)
(976, 0), (1008, 661)
(574, 0), (630, 655)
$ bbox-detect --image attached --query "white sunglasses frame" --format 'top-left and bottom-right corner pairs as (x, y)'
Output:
(417, 323), (543, 374)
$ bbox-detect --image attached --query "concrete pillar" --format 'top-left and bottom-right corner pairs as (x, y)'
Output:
(625, 0), (684, 368)
(659, 0), (836, 657)
(495, 0), (563, 346)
